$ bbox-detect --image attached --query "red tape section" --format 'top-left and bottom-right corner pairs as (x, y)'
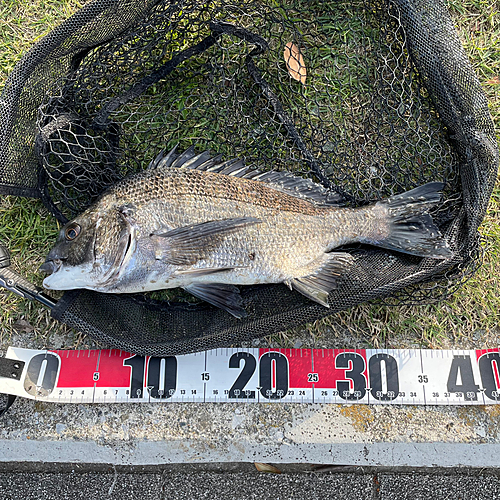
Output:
(3, 347), (500, 405)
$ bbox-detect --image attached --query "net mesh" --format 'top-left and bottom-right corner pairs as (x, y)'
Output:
(0, 0), (497, 355)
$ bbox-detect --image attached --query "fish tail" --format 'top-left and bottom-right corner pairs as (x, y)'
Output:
(368, 182), (453, 259)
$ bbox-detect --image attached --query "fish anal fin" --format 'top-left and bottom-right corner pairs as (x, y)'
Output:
(183, 283), (246, 318)
(151, 217), (261, 265)
(290, 252), (354, 307)
(290, 279), (330, 307)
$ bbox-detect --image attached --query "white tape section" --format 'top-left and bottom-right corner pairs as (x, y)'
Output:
(2, 347), (500, 405)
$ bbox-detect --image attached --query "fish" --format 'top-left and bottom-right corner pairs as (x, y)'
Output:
(40, 146), (453, 318)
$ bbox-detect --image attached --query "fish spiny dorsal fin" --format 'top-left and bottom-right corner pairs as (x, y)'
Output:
(171, 146), (198, 168)
(150, 147), (344, 205)
(147, 145), (178, 169)
(182, 150), (213, 169)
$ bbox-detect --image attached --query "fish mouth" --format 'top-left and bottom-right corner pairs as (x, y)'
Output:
(39, 258), (64, 275)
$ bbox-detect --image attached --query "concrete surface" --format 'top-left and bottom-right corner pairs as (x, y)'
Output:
(0, 396), (500, 467)
(1, 320), (499, 471)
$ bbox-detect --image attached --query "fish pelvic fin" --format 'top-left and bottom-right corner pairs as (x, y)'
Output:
(183, 283), (246, 318)
(370, 182), (453, 259)
(290, 252), (354, 307)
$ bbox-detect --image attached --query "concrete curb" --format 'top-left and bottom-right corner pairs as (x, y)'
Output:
(0, 397), (499, 468)
(1, 440), (500, 467)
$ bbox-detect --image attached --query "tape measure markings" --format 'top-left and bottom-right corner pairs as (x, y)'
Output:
(2, 347), (500, 405)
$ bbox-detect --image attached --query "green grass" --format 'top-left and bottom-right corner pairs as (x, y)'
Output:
(269, 0), (500, 350)
(0, 0), (83, 86)
(0, 0), (84, 347)
(0, 0), (498, 350)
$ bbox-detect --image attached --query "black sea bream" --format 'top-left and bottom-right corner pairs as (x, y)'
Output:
(41, 147), (452, 317)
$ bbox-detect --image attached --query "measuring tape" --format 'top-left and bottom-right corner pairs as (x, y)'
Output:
(1, 347), (500, 406)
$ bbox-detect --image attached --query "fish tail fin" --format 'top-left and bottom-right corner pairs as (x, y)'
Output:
(371, 182), (453, 259)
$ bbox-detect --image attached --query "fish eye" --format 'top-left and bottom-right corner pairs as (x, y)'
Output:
(64, 223), (81, 241)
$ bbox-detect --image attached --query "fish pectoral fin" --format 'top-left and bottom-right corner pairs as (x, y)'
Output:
(174, 267), (235, 277)
(290, 252), (354, 307)
(152, 217), (261, 266)
(182, 283), (247, 319)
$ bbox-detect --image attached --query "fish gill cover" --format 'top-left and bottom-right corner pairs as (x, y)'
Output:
(0, 0), (497, 355)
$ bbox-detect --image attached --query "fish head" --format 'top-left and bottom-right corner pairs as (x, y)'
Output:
(41, 204), (136, 291)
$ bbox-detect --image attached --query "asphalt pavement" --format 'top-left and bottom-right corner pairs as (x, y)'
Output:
(0, 464), (499, 499)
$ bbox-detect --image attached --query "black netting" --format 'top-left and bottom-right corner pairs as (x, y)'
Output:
(0, 0), (497, 355)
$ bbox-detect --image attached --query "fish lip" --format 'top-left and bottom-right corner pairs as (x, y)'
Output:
(39, 258), (64, 275)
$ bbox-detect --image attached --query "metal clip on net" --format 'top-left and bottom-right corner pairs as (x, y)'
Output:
(0, 245), (56, 309)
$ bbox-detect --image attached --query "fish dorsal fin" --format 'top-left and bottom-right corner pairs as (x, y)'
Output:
(148, 146), (344, 206)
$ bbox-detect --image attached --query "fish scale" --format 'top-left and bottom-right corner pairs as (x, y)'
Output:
(41, 147), (452, 318)
(146, 200), (329, 282)
(116, 166), (331, 216)
(130, 194), (332, 276)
